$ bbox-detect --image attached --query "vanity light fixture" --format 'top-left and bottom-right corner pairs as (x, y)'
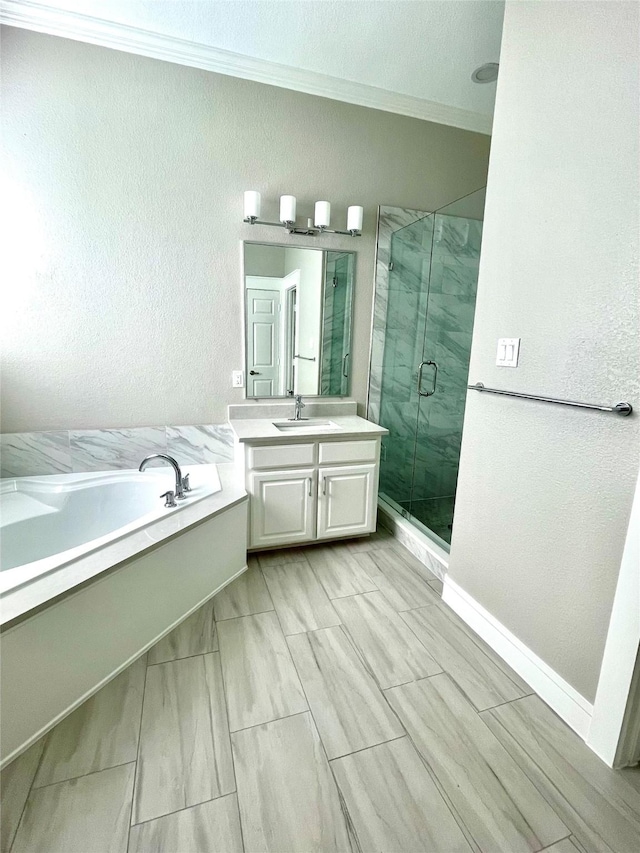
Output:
(243, 191), (363, 237)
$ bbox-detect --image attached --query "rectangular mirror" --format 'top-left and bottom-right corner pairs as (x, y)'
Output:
(243, 242), (355, 397)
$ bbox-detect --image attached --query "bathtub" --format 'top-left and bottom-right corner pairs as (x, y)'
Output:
(0, 464), (222, 596)
(1, 462), (248, 768)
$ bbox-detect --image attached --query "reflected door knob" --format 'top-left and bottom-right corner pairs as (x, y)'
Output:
(249, 370), (260, 375)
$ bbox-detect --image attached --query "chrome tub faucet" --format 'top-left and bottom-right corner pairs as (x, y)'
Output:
(139, 453), (189, 506)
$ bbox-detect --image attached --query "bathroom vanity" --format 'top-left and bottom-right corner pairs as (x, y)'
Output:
(236, 241), (387, 550)
(230, 408), (388, 549)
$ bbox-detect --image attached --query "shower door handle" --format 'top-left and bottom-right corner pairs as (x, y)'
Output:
(417, 361), (438, 397)
(342, 353), (349, 378)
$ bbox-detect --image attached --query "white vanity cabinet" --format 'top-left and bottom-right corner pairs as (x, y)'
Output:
(316, 463), (377, 539)
(243, 436), (382, 549)
(250, 467), (316, 546)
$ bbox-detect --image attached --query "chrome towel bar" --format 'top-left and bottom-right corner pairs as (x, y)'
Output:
(468, 382), (633, 417)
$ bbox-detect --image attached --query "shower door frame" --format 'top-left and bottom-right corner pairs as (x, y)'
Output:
(368, 204), (451, 549)
(368, 196), (484, 552)
(387, 214), (453, 547)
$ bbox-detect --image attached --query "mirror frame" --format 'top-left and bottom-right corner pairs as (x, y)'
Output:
(242, 240), (356, 399)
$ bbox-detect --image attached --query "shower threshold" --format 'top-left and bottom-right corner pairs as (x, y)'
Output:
(379, 492), (452, 552)
(398, 496), (455, 546)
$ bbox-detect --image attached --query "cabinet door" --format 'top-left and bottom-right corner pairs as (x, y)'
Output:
(250, 468), (316, 548)
(317, 464), (377, 540)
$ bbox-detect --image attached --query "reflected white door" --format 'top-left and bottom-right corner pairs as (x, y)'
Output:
(246, 288), (280, 396)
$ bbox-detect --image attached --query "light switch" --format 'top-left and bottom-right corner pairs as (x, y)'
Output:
(232, 370), (244, 388)
(496, 338), (520, 367)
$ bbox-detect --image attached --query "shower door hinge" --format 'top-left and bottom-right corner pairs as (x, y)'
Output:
(388, 262), (394, 271)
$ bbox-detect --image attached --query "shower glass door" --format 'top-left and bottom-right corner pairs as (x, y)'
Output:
(378, 213), (434, 525)
(377, 189), (485, 547)
(321, 252), (353, 395)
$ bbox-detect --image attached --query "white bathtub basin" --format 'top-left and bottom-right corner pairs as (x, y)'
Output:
(0, 464), (221, 595)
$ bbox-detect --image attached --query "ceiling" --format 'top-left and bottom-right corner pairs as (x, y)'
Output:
(1, 0), (505, 133)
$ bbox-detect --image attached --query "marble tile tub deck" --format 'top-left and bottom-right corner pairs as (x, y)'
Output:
(2, 529), (640, 852)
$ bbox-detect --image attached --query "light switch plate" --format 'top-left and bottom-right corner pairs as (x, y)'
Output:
(496, 337), (520, 367)
(232, 370), (244, 388)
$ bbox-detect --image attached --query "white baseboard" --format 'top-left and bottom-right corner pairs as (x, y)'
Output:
(442, 576), (594, 739)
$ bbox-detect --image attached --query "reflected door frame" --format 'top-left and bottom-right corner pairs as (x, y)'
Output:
(283, 269), (299, 395)
(245, 279), (282, 396)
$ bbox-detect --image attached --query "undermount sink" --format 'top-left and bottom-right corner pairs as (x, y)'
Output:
(273, 419), (342, 432)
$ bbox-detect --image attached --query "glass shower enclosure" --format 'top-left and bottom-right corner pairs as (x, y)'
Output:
(321, 252), (353, 395)
(369, 189), (485, 548)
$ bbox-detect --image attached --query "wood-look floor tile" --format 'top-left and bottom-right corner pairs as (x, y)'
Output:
(262, 561), (341, 635)
(543, 839), (583, 853)
(128, 794), (243, 853)
(333, 592), (441, 689)
(483, 695), (640, 853)
(287, 626), (403, 759)
(435, 602), (532, 694)
(147, 601), (217, 665)
(0, 737), (45, 853)
(620, 766), (640, 795)
(354, 549), (440, 610)
(34, 656), (146, 788)
(213, 557), (273, 620)
(387, 675), (569, 852)
(132, 653), (234, 825)
(429, 579), (444, 596)
(12, 763), (135, 853)
(256, 547), (309, 568)
(232, 712), (357, 852)
(402, 605), (528, 710)
(306, 544), (378, 598)
(217, 610), (307, 731)
(332, 737), (473, 852)
(344, 526), (396, 553)
(388, 542), (440, 581)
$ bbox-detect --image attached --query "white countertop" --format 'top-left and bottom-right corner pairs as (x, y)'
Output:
(1, 463), (247, 627)
(230, 415), (389, 443)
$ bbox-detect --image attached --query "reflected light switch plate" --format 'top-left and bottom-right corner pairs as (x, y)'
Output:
(496, 338), (520, 367)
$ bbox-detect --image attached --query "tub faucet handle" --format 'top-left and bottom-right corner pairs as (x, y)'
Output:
(181, 473), (191, 492)
(160, 490), (177, 508)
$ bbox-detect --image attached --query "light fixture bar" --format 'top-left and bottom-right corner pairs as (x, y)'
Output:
(243, 193), (363, 237)
(243, 217), (362, 237)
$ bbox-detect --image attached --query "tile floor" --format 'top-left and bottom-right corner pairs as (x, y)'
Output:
(2, 526), (640, 853)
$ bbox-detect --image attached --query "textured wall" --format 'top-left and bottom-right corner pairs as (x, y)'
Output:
(0, 27), (490, 433)
(449, 1), (640, 702)
(244, 244), (285, 278)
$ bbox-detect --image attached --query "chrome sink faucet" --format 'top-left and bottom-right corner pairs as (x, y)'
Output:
(293, 394), (306, 421)
(139, 453), (189, 505)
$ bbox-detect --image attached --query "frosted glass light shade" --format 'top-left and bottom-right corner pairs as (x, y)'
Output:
(243, 191), (261, 219)
(347, 205), (363, 232)
(314, 201), (331, 228)
(280, 195), (297, 223)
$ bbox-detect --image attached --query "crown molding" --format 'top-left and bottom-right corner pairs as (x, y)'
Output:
(0, 0), (492, 135)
